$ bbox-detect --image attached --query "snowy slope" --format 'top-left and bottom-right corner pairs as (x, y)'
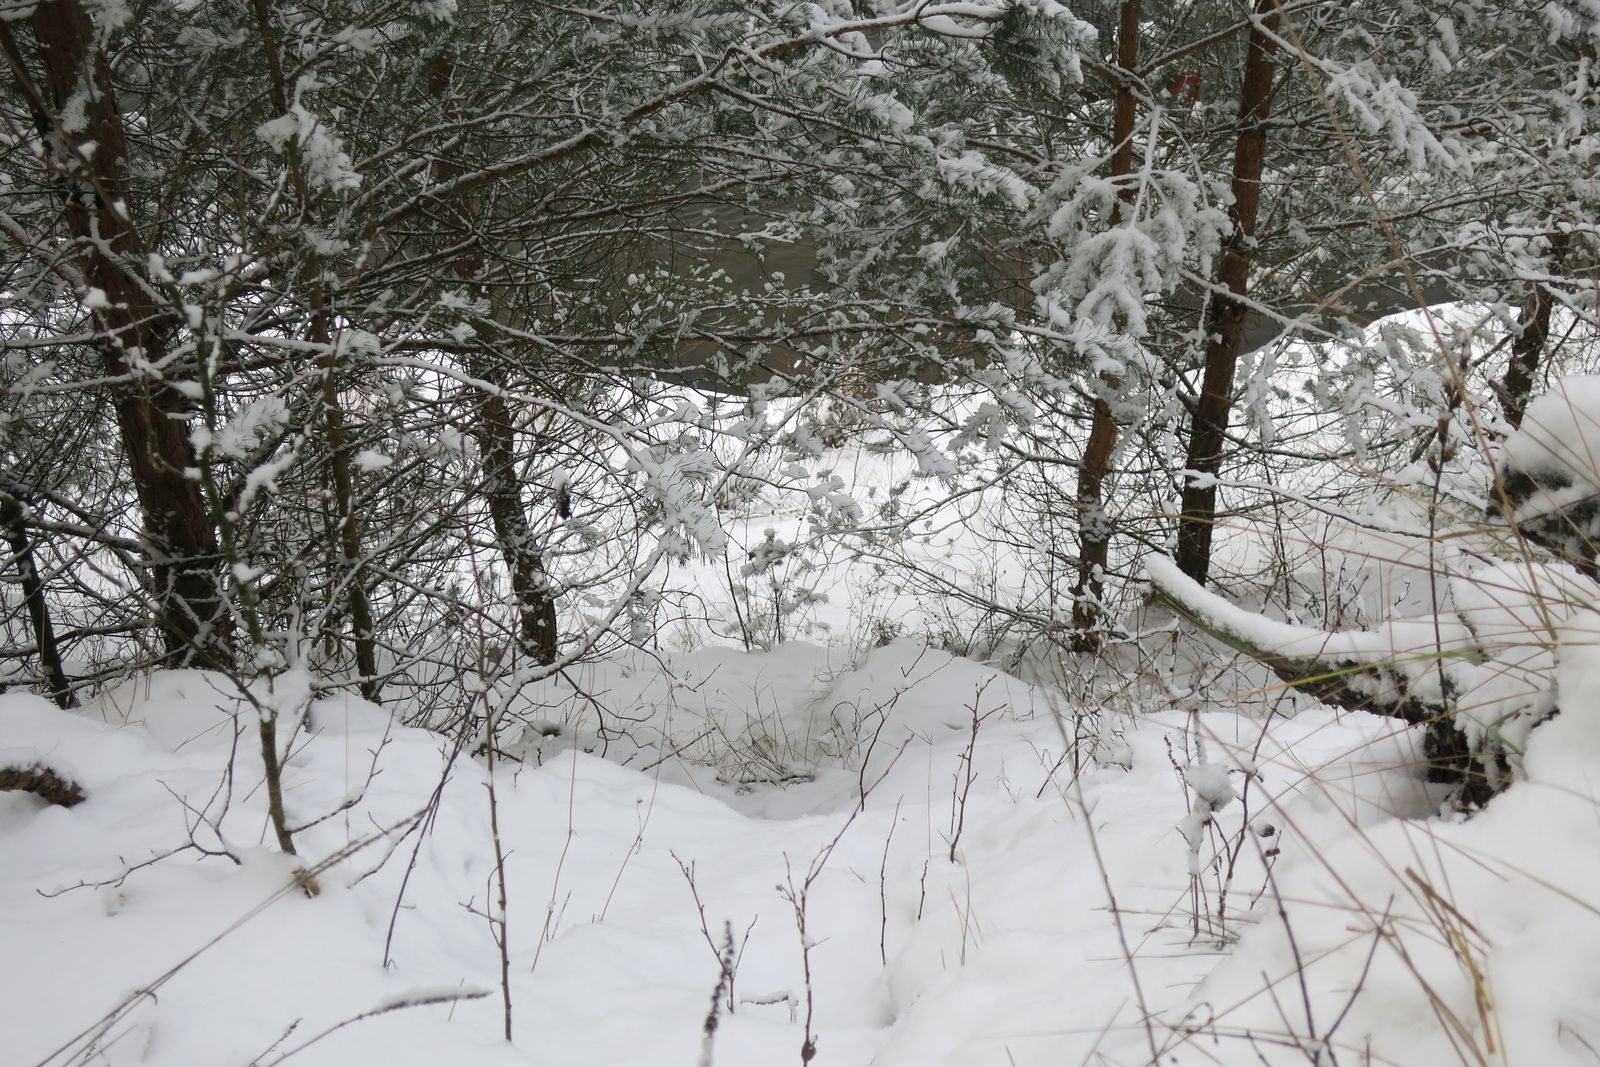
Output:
(11, 634), (1593, 1066)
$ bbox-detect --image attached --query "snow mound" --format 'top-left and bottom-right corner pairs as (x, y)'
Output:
(1500, 375), (1600, 562)
(4, 648), (1600, 1064)
(1502, 374), (1600, 492)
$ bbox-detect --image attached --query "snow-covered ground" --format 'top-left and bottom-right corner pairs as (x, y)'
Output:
(11, 364), (1600, 1066)
(8, 625), (1600, 1065)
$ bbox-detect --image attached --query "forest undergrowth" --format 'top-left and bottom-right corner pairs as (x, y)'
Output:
(10, 350), (1600, 1066)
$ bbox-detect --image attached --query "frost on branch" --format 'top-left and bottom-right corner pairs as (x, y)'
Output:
(1323, 61), (1465, 173)
(630, 438), (728, 562)
(256, 104), (362, 192)
(1034, 165), (1225, 338)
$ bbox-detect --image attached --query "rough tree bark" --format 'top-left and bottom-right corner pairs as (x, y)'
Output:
(471, 374), (559, 666)
(1501, 286), (1554, 430)
(5, 3), (230, 666)
(1500, 235), (1566, 429)
(1173, 0), (1281, 586)
(1070, 0), (1142, 651)
(0, 490), (74, 709)
(418, 50), (560, 667)
(0, 763), (85, 807)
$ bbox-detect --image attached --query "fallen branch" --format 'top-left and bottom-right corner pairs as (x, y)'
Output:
(0, 762), (85, 807)
(1147, 560), (1440, 724)
(1144, 556), (1490, 802)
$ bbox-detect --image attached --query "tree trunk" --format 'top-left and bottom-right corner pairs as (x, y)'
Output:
(419, 50), (558, 668)
(317, 316), (383, 702)
(1501, 286), (1553, 430)
(1070, 0), (1141, 651)
(16, 3), (230, 665)
(1, 491), (74, 709)
(1071, 396), (1120, 649)
(1173, 0), (1281, 586)
(472, 377), (558, 665)
(1501, 235), (1566, 429)
(245, 0), (381, 700)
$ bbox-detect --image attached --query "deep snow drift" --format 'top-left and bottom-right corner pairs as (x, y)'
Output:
(8, 632), (1600, 1066)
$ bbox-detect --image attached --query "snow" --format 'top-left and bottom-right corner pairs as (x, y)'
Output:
(354, 449), (393, 471)
(12, 384), (1600, 1066)
(9, 624), (1599, 1065)
(1146, 550), (1598, 767)
(255, 105), (362, 192)
(1145, 553), (1399, 664)
(1501, 375), (1600, 562)
(1182, 762), (1235, 809)
(1502, 375), (1600, 485)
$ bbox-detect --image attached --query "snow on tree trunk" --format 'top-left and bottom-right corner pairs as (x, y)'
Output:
(1146, 549), (1599, 808)
(1495, 374), (1600, 573)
